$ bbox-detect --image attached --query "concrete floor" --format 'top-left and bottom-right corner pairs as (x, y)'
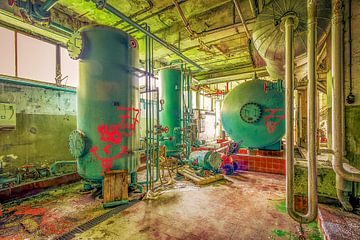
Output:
(0, 171), (323, 240)
(74, 172), (322, 240)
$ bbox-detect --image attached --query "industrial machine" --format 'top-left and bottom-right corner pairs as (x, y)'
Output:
(67, 25), (140, 187)
(221, 79), (285, 150)
(188, 151), (222, 177)
(159, 69), (183, 157)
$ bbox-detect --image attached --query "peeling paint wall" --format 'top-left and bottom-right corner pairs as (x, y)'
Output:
(343, 0), (360, 196)
(343, 0), (360, 163)
(0, 82), (76, 172)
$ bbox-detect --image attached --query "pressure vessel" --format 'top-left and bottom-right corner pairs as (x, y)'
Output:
(221, 79), (285, 150)
(159, 69), (182, 157)
(67, 25), (140, 184)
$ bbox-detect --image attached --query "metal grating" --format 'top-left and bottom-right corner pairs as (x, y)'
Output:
(56, 199), (140, 240)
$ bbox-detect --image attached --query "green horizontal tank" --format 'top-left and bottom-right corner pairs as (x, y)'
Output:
(67, 25), (140, 184)
(159, 69), (182, 157)
(221, 79), (285, 150)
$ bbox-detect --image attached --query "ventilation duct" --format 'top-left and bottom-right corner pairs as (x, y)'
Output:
(252, 0), (331, 80)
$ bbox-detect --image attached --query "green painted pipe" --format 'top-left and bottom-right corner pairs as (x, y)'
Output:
(68, 25), (140, 185)
(41, 0), (59, 12)
(50, 161), (77, 175)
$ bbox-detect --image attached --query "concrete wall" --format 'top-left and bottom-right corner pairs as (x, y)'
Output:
(343, 0), (360, 170)
(0, 81), (76, 173)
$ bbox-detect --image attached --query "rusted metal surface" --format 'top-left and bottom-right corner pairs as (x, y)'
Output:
(0, 173), (80, 202)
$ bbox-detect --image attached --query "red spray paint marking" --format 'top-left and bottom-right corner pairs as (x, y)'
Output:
(90, 107), (140, 173)
(263, 108), (285, 134)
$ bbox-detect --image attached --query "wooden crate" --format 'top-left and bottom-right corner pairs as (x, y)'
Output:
(178, 166), (224, 185)
(103, 170), (128, 203)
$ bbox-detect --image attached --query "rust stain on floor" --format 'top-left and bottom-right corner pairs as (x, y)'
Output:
(0, 182), (108, 240)
(73, 171), (323, 240)
(0, 171), (327, 240)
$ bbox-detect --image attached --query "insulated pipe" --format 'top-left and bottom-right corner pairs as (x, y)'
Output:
(331, 0), (360, 210)
(97, 2), (203, 70)
(306, 0), (318, 222)
(284, 6), (317, 223)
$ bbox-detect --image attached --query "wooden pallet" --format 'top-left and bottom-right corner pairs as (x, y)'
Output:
(178, 166), (224, 185)
(103, 170), (128, 204)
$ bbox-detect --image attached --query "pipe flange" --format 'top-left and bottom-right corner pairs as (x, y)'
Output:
(67, 31), (86, 60)
(69, 130), (87, 158)
(240, 102), (263, 124)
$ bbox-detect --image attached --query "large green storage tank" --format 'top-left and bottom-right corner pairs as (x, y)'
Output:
(67, 25), (140, 184)
(221, 79), (285, 150)
(159, 69), (182, 157)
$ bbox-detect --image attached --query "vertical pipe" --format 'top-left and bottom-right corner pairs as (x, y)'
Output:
(285, 0), (319, 223)
(145, 24), (149, 192)
(307, 0), (318, 220)
(284, 15), (296, 221)
(55, 44), (61, 84)
(294, 91), (300, 146)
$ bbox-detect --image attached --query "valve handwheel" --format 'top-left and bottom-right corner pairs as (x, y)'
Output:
(163, 126), (169, 133)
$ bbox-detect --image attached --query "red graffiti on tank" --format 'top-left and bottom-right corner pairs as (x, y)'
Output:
(263, 108), (285, 134)
(90, 107), (140, 173)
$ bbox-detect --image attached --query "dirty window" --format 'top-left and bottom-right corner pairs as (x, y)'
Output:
(60, 47), (79, 87)
(17, 33), (56, 83)
(0, 26), (16, 76)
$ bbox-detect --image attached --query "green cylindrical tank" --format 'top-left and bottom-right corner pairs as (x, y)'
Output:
(159, 69), (182, 156)
(67, 25), (140, 184)
(221, 79), (285, 150)
(188, 151), (222, 171)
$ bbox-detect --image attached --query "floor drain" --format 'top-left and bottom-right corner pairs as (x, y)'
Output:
(56, 199), (140, 240)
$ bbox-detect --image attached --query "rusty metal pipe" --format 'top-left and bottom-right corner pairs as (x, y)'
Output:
(172, 0), (197, 38)
(233, 0), (251, 40)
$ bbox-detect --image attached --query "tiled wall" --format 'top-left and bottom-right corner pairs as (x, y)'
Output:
(232, 154), (286, 175)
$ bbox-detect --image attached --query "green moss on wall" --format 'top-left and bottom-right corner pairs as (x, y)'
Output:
(345, 105), (360, 197)
(345, 106), (360, 169)
(294, 161), (337, 199)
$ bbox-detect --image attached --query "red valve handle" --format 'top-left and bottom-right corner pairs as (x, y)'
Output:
(8, 0), (15, 7)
